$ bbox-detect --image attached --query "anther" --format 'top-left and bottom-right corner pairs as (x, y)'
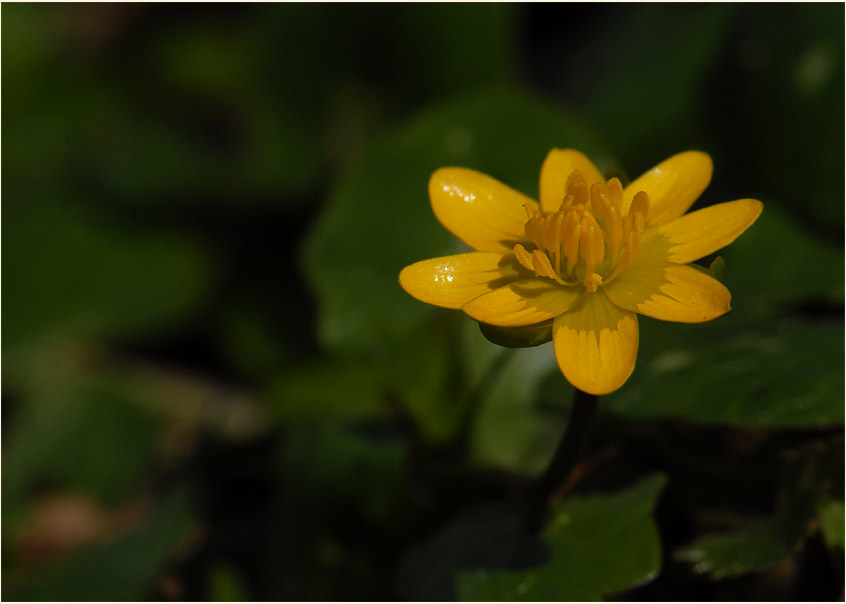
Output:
(565, 170), (589, 207)
(532, 249), (566, 284)
(524, 214), (545, 248)
(630, 190), (650, 219)
(562, 208), (582, 274)
(513, 243), (535, 272)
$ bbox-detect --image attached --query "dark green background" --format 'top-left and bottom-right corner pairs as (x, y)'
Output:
(3, 3), (843, 601)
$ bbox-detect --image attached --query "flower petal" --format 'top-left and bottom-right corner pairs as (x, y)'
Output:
(399, 252), (522, 310)
(622, 151), (713, 226)
(552, 291), (638, 395)
(639, 198), (763, 264)
(603, 259), (731, 323)
(462, 279), (581, 327)
(539, 149), (606, 212)
(430, 168), (538, 252)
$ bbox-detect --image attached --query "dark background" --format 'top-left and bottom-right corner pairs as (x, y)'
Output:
(2, 3), (843, 601)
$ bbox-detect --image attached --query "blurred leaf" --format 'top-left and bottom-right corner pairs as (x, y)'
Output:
(466, 334), (565, 475)
(718, 204), (844, 322)
(397, 503), (547, 601)
(818, 500), (845, 551)
(383, 321), (460, 442)
(583, 4), (735, 157)
(675, 521), (789, 580)
(3, 382), (163, 514)
(266, 359), (385, 426)
(392, 4), (516, 98)
(217, 299), (292, 382)
(2, 198), (212, 351)
(455, 474), (666, 601)
(279, 427), (407, 520)
(606, 319), (844, 428)
(708, 3), (845, 229)
(9, 490), (193, 601)
(209, 563), (248, 602)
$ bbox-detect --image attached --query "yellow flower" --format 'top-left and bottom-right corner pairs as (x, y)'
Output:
(399, 150), (762, 395)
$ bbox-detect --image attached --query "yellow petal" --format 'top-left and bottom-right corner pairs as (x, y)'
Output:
(622, 151), (713, 226)
(430, 168), (539, 252)
(603, 259), (731, 323)
(399, 252), (522, 309)
(462, 279), (580, 327)
(639, 198), (763, 264)
(539, 149), (606, 213)
(552, 291), (638, 395)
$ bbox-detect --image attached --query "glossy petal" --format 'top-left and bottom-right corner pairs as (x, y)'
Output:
(399, 252), (522, 309)
(539, 149), (606, 213)
(622, 151), (713, 226)
(430, 168), (538, 252)
(462, 279), (581, 327)
(552, 291), (639, 395)
(639, 199), (763, 264)
(603, 259), (731, 323)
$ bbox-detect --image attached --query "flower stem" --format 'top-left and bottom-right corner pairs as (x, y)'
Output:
(527, 388), (598, 522)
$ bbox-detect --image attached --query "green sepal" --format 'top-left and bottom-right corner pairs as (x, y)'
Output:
(478, 320), (553, 348)
(689, 256), (726, 283)
(603, 165), (631, 188)
(708, 256), (726, 282)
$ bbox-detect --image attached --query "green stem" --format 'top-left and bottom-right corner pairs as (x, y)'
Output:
(527, 388), (598, 518)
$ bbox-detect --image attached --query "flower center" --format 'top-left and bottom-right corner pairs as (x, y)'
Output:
(513, 170), (650, 293)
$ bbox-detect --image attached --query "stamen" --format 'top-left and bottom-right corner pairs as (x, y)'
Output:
(532, 249), (566, 284)
(606, 210), (644, 284)
(605, 178), (624, 206)
(561, 207), (582, 275)
(514, 177), (650, 294)
(589, 183), (623, 262)
(513, 243), (535, 272)
(565, 169), (589, 207)
(579, 216), (605, 276)
(629, 190), (650, 219)
(524, 214), (545, 248)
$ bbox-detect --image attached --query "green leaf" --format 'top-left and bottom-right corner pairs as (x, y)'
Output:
(719, 203), (844, 322)
(8, 491), (194, 601)
(676, 438), (842, 580)
(818, 500), (845, 551)
(456, 474), (667, 601)
(397, 503), (548, 601)
(605, 319), (843, 428)
(675, 521), (790, 579)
